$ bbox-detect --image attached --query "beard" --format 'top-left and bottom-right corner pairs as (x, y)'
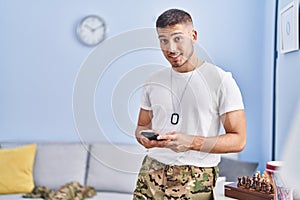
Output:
(171, 58), (188, 68)
(168, 51), (193, 69)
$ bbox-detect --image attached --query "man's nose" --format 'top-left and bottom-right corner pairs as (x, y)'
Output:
(167, 41), (177, 53)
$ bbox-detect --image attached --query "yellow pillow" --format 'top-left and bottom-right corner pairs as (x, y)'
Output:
(0, 144), (37, 194)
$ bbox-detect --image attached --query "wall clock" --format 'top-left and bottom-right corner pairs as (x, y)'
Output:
(76, 15), (106, 46)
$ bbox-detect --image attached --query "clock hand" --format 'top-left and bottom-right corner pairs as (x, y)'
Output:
(93, 24), (104, 31)
(84, 24), (93, 31)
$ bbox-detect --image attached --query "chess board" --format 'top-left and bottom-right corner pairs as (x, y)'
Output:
(225, 182), (275, 200)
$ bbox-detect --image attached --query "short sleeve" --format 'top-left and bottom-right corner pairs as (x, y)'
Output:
(218, 73), (244, 116)
(140, 83), (152, 111)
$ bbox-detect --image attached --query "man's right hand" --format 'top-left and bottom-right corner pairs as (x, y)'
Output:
(135, 108), (169, 149)
(137, 130), (169, 149)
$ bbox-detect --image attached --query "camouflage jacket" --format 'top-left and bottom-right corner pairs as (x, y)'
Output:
(23, 181), (96, 200)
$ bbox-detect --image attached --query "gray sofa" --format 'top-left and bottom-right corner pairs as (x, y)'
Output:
(0, 142), (258, 200)
(0, 142), (147, 200)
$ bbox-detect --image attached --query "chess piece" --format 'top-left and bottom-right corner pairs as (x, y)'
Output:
(237, 177), (242, 187)
(245, 177), (251, 189)
(242, 176), (247, 187)
(251, 177), (256, 189)
(265, 181), (272, 193)
(254, 171), (260, 179)
(255, 180), (262, 191)
(269, 184), (274, 194)
(261, 182), (267, 193)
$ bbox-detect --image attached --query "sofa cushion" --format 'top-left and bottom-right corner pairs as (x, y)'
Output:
(34, 143), (89, 189)
(86, 143), (146, 194)
(0, 194), (42, 200)
(0, 142), (89, 190)
(0, 144), (36, 194)
(0, 192), (132, 200)
(90, 192), (133, 200)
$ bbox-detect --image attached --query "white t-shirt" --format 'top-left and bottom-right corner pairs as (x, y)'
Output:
(140, 62), (244, 167)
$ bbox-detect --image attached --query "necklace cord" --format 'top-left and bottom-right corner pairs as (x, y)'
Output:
(170, 59), (201, 125)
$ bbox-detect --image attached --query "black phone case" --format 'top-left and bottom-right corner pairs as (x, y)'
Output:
(141, 131), (158, 140)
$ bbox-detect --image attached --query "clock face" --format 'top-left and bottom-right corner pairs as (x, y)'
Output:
(76, 15), (106, 46)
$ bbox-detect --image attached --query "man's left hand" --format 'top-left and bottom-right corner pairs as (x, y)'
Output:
(158, 132), (198, 152)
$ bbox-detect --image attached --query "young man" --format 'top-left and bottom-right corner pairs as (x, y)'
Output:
(133, 8), (246, 200)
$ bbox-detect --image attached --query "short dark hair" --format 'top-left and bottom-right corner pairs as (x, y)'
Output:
(156, 8), (193, 28)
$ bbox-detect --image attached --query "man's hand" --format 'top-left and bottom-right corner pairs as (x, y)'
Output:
(158, 132), (198, 152)
(137, 130), (169, 149)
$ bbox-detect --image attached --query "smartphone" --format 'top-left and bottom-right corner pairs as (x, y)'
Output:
(141, 131), (159, 140)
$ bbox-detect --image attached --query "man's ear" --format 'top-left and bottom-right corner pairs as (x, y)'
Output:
(192, 29), (197, 43)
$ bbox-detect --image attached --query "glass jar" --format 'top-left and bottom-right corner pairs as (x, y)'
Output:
(266, 161), (293, 200)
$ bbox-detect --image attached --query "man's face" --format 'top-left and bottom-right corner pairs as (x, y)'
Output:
(157, 23), (197, 68)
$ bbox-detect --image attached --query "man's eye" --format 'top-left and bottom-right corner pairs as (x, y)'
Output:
(174, 37), (182, 42)
(160, 39), (168, 44)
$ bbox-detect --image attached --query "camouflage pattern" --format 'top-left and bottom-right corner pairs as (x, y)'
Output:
(23, 181), (96, 200)
(133, 156), (219, 200)
(23, 186), (52, 199)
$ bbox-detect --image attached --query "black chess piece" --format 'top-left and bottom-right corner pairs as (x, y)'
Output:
(242, 176), (247, 187)
(245, 177), (251, 189)
(251, 178), (256, 189)
(269, 184), (274, 194)
(237, 177), (242, 187)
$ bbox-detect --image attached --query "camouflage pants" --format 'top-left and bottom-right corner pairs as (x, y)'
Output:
(133, 156), (219, 200)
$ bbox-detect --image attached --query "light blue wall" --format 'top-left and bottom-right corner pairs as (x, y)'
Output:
(276, 0), (300, 159)
(0, 0), (276, 170)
